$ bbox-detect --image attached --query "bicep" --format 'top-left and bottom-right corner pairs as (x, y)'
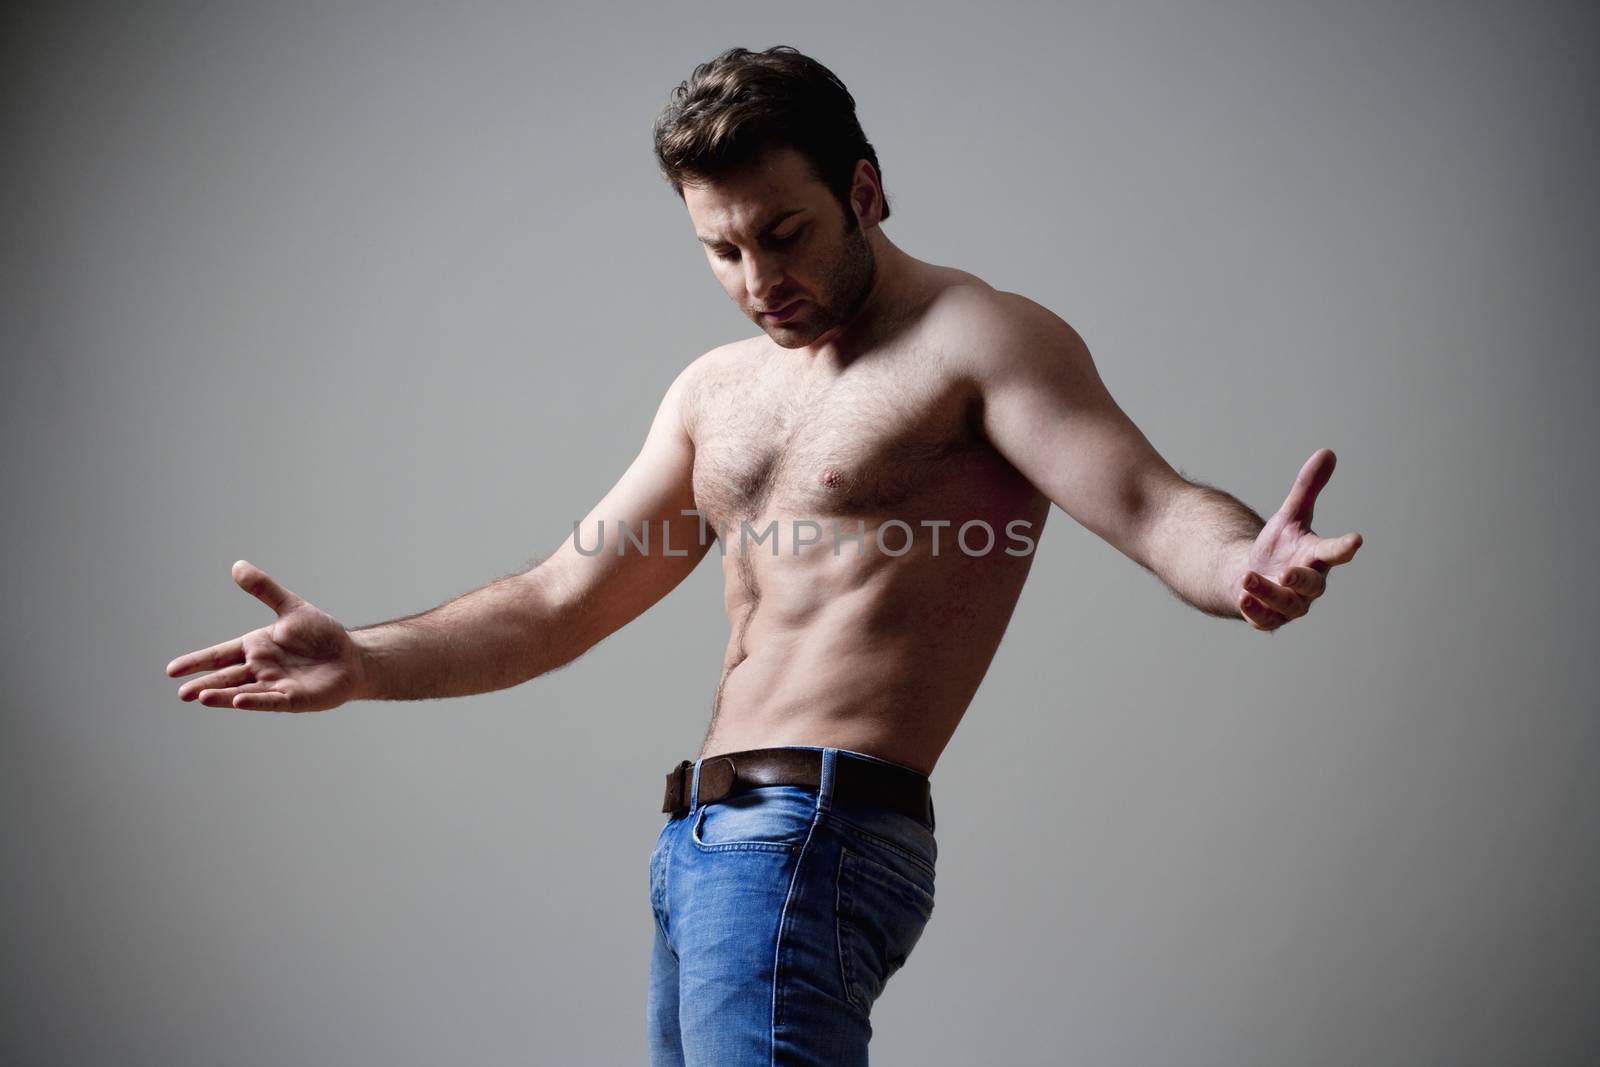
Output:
(978, 297), (1185, 567)
(536, 361), (710, 645)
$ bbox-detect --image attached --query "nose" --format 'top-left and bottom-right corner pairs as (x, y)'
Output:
(742, 252), (785, 305)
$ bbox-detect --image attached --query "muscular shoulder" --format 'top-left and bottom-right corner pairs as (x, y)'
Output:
(675, 338), (756, 445)
(924, 284), (1090, 388)
(926, 283), (1080, 345)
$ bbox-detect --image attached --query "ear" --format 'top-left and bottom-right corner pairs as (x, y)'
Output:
(850, 159), (884, 228)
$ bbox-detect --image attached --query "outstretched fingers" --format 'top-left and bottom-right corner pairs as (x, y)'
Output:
(178, 662), (253, 701)
(1313, 532), (1364, 570)
(167, 636), (245, 677)
(197, 681), (293, 711)
(232, 689), (293, 712)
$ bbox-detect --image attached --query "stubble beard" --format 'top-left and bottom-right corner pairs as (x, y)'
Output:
(763, 218), (877, 348)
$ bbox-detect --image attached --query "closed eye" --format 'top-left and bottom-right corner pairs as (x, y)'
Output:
(710, 225), (805, 262)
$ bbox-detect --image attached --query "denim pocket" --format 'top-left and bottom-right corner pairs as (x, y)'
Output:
(835, 846), (936, 1010)
(690, 785), (815, 853)
(826, 811), (937, 880)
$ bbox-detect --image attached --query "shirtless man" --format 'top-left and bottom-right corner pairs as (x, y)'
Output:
(166, 46), (1363, 1065)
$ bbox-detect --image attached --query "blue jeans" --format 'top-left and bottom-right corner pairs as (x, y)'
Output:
(646, 746), (939, 1065)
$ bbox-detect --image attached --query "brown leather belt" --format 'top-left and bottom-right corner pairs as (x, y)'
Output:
(661, 747), (935, 829)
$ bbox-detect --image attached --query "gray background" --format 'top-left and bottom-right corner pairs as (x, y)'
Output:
(4, 1), (1596, 1064)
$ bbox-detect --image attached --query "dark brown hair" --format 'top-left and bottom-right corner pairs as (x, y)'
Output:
(652, 45), (891, 223)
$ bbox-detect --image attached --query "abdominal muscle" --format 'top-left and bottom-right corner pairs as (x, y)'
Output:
(696, 500), (1048, 778)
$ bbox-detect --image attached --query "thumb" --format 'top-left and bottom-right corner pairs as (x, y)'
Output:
(231, 559), (306, 616)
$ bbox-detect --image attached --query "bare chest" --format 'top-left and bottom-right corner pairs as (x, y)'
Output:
(688, 345), (990, 525)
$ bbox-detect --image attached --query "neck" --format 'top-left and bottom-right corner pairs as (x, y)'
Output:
(802, 227), (917, 360)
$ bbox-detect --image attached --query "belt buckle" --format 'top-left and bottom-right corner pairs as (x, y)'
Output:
(697, 756), (738, 805)
(661, 755), (742, 814)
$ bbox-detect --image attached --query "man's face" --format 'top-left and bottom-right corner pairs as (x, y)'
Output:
(683, 145), (876, 348)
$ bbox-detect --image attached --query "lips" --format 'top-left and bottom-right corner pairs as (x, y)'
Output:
(762, 300), (804, 322)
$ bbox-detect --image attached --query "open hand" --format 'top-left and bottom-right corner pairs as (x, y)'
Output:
(166, 560), (368, 712)
(1237, 448), (1364, 631)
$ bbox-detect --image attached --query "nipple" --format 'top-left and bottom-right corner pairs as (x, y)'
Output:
(821, 467), (843, 489)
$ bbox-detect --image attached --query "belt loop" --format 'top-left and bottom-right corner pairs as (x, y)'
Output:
(689, 758), (704, 811)
(817, 748), (838, 814)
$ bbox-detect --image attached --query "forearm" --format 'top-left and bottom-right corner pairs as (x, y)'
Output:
(1142, 480), (1263, 619)
(350, 567), (580, 700)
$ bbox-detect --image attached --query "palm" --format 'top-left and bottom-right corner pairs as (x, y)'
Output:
(240, 608), (362, 706)
(1247, 510), (1326, 585)
(167, 561), (365, 712)
(1236, 449), (1364, 631)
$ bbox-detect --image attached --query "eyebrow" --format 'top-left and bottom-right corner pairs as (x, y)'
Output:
(696, 209), (807, 247)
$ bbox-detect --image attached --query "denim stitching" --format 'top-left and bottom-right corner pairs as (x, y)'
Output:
(843, 847), (935, 911)
(827, 813), (937, 878)
(835, 846), (935, 1012)
(648, 819), (679, 960)
(835, 848), (864, 1011)
(770, 808), (823, 1062)
(691, 803), (804, 853)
